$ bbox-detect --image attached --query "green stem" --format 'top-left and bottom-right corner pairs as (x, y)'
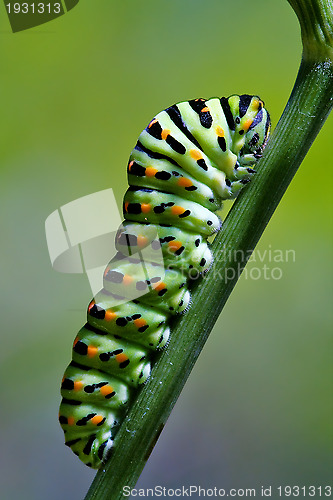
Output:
(85, 3), (333, 499)
(287, 0), (333, 60)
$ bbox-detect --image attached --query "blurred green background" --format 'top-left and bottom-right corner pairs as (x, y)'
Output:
(0, 1), (332, 499)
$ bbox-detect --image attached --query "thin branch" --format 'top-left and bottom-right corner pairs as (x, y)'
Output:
(85, 2), (333, 498)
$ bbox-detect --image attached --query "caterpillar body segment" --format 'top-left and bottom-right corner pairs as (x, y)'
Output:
(59, 94), (270, 468)
(123, 188), (221, 235)
(116, 222), (214, 274)
(128, 150), (222, 211)
(88, 291), (171, 350)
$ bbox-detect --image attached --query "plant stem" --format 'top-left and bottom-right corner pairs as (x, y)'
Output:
(287, 0), (333, 60)
(85, 4), (332, 499)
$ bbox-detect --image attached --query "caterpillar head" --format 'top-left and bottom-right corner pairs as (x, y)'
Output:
(227, 94), (271, 159)
(243, 104), (271, 157)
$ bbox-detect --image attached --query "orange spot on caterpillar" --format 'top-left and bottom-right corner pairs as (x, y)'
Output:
(128, 160), (134, 171)
(161, 129), (170, 140)
(73, 336), (80, 348)
(100, 385), (114, 397)
(124, 202), (129, 212)
(243, 119), (252, 131)
(116, 353), (128, 364)
(137, 235), (148, 247)
(153, 281), (167, 292)
(91, 415), (104, 425)
(215, 126), (224, 137)
(122, 274), (134, 286)
(134, 318), (147, 329)
(177, 177), (193, 188)
(105, 310), (117, 321)
(148, 118), (158, 128)
(201, 106), (209, 112)
(74, 381), (83, 391)
(168, 240), (183, 252)
(87, 345), (98, 358)
(67, 416), (75, 426)
(145, 166), (158, 177)
(190, 149), (203, 160)
(141, 203), (151, 213)
(88, 300), (95, 312)
(171, 205), (185, 216)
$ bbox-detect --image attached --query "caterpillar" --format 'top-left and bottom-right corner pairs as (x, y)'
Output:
(59, 94), (270, 468)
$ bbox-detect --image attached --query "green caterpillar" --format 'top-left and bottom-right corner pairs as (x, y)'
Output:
(59, 94), (271, 468)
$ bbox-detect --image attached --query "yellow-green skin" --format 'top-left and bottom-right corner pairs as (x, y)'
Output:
(59, 95), (270, 468)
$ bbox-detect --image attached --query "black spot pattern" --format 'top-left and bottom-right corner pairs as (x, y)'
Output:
(220, 97), (235, 131)
(74, 341), (88, 356)
(166, 104), (203, 149)
(189, 99), (213, 128)
(155, 171), (171, 180)
(125, 203), (142, 215)
(178, 209), (191, 218)
(89, 304), (106, 320)
(217, 136), (227, 152)
(77, 413), (97, 426)
(62, 398), (82, 406)
(116, 317), (127, 327)
(84, 382), (108, 394)
(197, 158), (208, 171)
(129, 161), (145, 176)
(135, 141), (180, 167)
(238, 94), (252, 118)
(147, 120), (163, 139)
(62, 378), (74, 390)
(165, 135), (186, 154)
(99, 349), (124, 362)
(83, 436), (96, 455)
